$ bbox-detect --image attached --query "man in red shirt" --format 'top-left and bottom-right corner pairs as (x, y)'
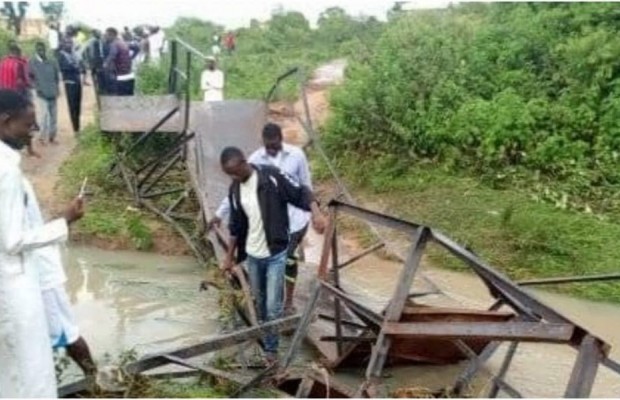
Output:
(0, 41), (39, 157)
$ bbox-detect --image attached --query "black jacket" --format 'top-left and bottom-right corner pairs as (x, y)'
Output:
(228, 164), (314, 263)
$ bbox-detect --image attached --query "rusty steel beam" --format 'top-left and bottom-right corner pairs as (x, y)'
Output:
(382, 321), (574, 343)
(318, 314), (368, 331)
(332, 225), (344, 356)
(336, 242), (385, 270)
(330, 200), (420, 236)
(518, 273), (620, 287)
(320, 281), (383, 327)
(489, 342), (519, 398)
(431, 230), (609, 350)
(317, 208), (336, 279)
(365, 227), (430, 384)
(452, 341), (502, 396)
(124, 315), (300, 375)
(603, 357), (620, 375)
(320, 335), (375, 343)
(564, 335), (604, 398)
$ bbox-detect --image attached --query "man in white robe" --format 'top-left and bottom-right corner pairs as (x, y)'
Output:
(200, 58), (224, 102)
(0, 90), (84, 397)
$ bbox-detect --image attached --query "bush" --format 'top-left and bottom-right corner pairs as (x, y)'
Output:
(323, 3), (620, 217)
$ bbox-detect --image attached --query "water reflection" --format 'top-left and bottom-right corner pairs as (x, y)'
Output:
(60, 247), (220, 359)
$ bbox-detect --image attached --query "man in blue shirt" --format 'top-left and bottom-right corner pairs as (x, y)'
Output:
(210, 123), (315, 315)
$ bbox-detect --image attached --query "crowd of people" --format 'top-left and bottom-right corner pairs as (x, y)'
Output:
(0, 23), (170, 160)
(0, 16), (320, 397)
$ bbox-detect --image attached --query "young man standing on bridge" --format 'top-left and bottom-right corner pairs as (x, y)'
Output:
(211, 123), (314, 315)
(219, 146), (325, 365)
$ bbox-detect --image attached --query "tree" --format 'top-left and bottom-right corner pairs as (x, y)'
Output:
(0, 1), (28, 36)
(40, 1), (64, 24)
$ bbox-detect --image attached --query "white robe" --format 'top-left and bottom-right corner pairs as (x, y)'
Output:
(0, 140), (68, 398)
(201, 69), (224, 102)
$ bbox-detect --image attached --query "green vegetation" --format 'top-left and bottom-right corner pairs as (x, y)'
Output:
(138, 9), (382, 100)
(321, 3), (620, 302)
(58, 125), (161, 251)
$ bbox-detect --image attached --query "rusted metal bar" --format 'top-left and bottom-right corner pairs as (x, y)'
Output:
(488, 342), (519, 398)
(320, 335), (375, 343)
(320, 281), (382, 327)
(165, 188), (190, 215)
(141, 187), (185, 199)
(124, 316), (300, 375)
(431, 230), (604, 348)
(383, 321), (574, 343)
(318, 207), (336, 279)
(336, 242), (385, 270)
(282, 280), (322, 370)
(135, 131), (186, 174)
(518, 273), (620, 287)
(331, 200), (419, 236)
(365, 227), (430, 383)
(168, 40), (178, 93)
(564, 335), (603, 398)
(174, 36), (211, 61)
(162, 354), (251, 385)
(141, 199), (207, 264)
(139, 152), (183, 194)
(183, 51), (191, 132)
(603, 357), (620, 375)
(318, 314), (368, 330)
(452, 341), (502, 396)
(121, 107), (179, 159)
(231, 364), (279, 398)
(495, 380), (523, 398)
(332, 225), (344, 356)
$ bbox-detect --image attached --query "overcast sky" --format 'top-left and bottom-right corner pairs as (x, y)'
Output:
(28, 0), (453, 30)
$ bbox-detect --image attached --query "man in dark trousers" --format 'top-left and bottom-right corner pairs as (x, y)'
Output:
(57, 39), (83, 135)
(220, 146), (325, 365)
(29, 41), (60, 145)
(82, 29), (105, 95)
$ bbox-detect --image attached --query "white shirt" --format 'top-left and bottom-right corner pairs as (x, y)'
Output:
(148, 31), (165, 62)
(23, 179), (66, 290)
(239, 170), (269, 259)
(48, 28), (59, 51)
(201, 69), (224, 102)
(0, 140), (65, 397)
(216, 144), (312, 233)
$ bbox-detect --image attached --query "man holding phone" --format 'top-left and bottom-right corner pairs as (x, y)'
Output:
(0, 89), (85, 397)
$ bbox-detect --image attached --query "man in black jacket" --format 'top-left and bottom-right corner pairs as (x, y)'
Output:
(220, 146), (325, 365)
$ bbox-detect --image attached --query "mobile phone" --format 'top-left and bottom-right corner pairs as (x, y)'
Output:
(78, 177), (88, 199)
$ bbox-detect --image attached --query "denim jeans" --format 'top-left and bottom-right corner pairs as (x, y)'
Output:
(246, 249), (287, 355)
(36, 96), (58, 142)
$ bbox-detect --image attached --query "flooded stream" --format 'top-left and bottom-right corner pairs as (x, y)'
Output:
(59, 246), (220, 381)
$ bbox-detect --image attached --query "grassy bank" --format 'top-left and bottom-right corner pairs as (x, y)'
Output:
(314, 156), (620, 303)
(57, 124), (190, 254)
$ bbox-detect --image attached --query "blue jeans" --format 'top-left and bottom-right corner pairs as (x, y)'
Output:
(246, 250), (287, 355)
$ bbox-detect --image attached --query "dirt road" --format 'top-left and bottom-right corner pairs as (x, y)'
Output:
(21, 83), (97, 217)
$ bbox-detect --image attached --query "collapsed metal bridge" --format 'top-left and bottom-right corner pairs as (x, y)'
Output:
(60, 38), (620, 398)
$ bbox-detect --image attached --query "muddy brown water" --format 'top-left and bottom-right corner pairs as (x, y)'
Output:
(58, 246), (220, 383)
